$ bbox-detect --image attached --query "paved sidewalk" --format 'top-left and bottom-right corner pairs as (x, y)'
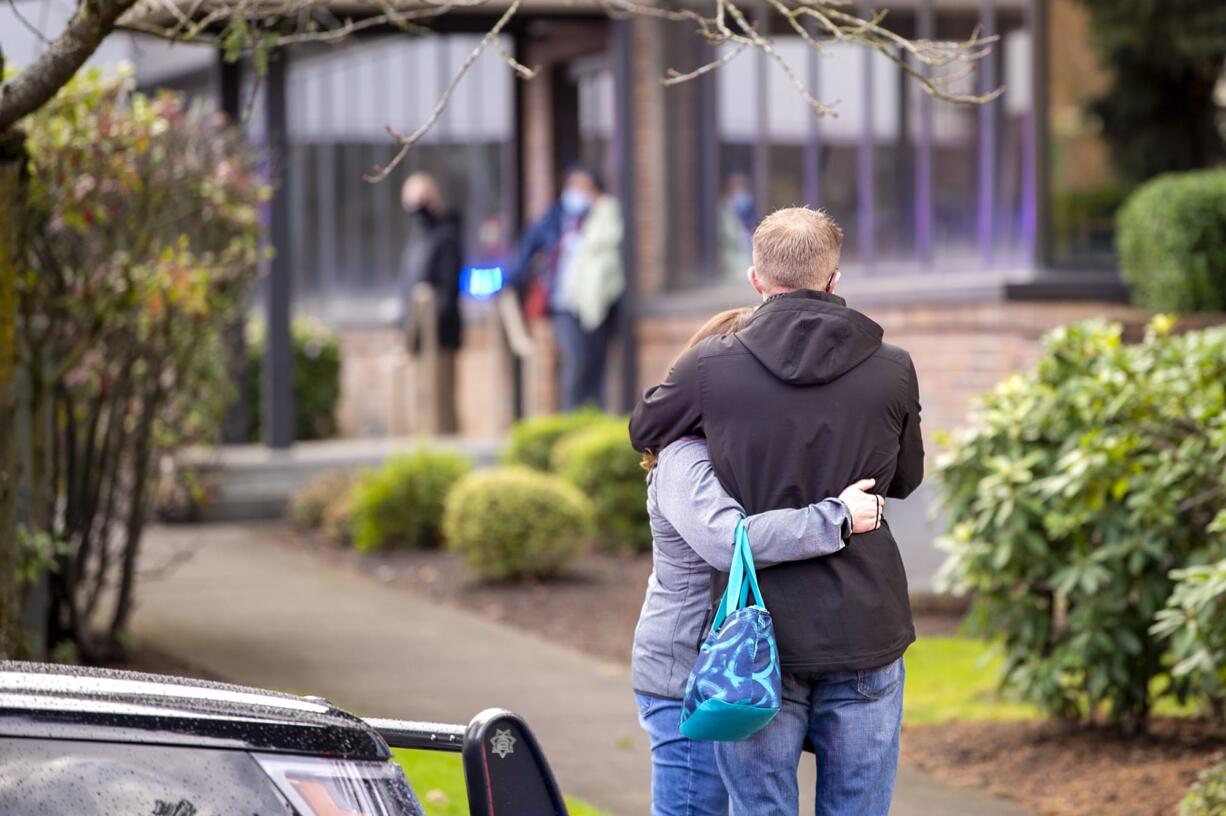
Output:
(131, 522), (1031, 816)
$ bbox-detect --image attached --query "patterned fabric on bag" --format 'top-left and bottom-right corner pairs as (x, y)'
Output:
(679, 519), (782, 741)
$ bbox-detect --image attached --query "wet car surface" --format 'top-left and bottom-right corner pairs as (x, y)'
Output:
(0, 661), (569, 815)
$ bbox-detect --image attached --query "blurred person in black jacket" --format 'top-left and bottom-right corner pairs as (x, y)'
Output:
(401, 172), (463, 434)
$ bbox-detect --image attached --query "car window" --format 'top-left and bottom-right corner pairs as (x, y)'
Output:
(0, 737), (294, 816)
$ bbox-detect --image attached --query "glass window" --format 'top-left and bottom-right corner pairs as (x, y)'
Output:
(996, 22), (1034, 265)
(282, 35), (514, 323)
(657, 1), (1039, 289)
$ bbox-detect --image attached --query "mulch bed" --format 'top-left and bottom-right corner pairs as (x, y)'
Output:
(902, 716), (1225, 816)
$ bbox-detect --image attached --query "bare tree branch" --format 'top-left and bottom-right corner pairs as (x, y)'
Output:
(663, 41), (748, 85)
(363, 0), (529, 183)
(0, 0), (141, 130)
(7, 0), (52, 46)
(4, 0), (1004, 177)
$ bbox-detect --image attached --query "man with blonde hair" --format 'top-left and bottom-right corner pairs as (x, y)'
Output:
(631, 206), (924, 815)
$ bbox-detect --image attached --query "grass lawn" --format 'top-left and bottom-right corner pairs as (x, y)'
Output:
(903, 636), (1039, 726)
(903, 635), (1206, 725)
(392, 748), (607, 816)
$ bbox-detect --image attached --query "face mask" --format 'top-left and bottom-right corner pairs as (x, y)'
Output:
(560, 189), (592, 217)
(729, 191), (754, 220)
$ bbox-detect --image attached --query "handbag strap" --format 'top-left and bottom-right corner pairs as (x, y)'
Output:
(710, 517), (766, 632)
(736, 519), (766, 610)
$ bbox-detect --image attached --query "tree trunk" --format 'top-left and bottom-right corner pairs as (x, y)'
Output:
(0, 127), (27, 659)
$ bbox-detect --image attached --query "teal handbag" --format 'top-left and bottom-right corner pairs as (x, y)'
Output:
(678, 517), (782, 741)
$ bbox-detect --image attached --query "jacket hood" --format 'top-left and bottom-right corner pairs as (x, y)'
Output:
(736, 290), (883, 385)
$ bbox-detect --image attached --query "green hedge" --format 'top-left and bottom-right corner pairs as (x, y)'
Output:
(501, 409), (610, 471)
(1181, 761), (1226, 816)
(937, 319), (1226, 732)
(1117, 170), (1226, 312)
(246, 318), (342, 442)
(552, 420), (649, 553)
(443, 467), (593, 580)
(350, 450), (472, 553)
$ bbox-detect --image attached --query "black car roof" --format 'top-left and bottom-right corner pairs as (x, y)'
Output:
(0, 661), (390, 760)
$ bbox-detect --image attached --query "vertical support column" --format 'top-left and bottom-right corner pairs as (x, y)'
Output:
(977, 0), (998, 267)
(697, 55), (720, 277)
(1030, 0), (1049, 269)
(612, 20), (639, 413)
(317, 70), (338, 298)
(753, 44), (769, 218)
(506, 33), (525, 420)
(263, 52), (295, 449)
(915, 0), (935, 266)
(802, 28), (822, 209)
(1019, 2), (1037, 265)
(217, 55), (249, 445)
(857, 9), (876, 272)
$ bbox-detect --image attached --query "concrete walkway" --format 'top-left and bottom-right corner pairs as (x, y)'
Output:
(131, 522), (1031, 816)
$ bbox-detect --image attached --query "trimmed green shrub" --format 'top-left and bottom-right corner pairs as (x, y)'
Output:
(1152, 556), (1226, 719)
(350, 450), (471, 553)
(1117, 170), (1226, 313)
(443, 467), (593, 580)
(1181, 761), (1226, 816)
(937, 319), (1226, 732)
(501, 409), (610, 471)
(552, 420), (649, 553)
(290, 469), (361, 530)
(246, 318), (342, 441)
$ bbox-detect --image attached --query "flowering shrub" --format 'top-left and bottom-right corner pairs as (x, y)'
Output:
(937, 319), (1226, 732)
(18, 65), (267, 657)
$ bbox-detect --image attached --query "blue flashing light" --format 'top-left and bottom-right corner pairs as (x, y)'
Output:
(461, 265), (505, 299)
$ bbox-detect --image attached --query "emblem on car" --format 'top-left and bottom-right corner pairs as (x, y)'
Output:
(489, 729), (517, 759)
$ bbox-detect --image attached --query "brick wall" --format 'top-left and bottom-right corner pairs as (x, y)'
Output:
(634, 300), (1151, 449)
(335, 308), (519, 439)
(336, 298), (1154, 446)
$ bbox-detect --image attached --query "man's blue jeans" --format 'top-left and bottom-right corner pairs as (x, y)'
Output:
(713, 657), (904, 816)
(635, 693), (728, 816)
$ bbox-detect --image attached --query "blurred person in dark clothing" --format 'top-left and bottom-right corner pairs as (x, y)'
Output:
(401, 172), (463, 434)
(510, 165), (624, 411)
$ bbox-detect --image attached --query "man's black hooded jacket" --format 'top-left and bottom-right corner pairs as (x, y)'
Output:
(629, 289), (924, 672)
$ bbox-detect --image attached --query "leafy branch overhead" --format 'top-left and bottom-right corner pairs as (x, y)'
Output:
(1, 0), (1003, 178)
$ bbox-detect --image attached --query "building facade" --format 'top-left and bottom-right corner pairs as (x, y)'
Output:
(2, 0), (1154, 588)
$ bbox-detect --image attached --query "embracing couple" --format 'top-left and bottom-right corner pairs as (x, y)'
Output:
(628, 207), (924, 815)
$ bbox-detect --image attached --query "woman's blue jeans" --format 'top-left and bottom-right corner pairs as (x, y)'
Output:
(634, 693), (728, 816)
